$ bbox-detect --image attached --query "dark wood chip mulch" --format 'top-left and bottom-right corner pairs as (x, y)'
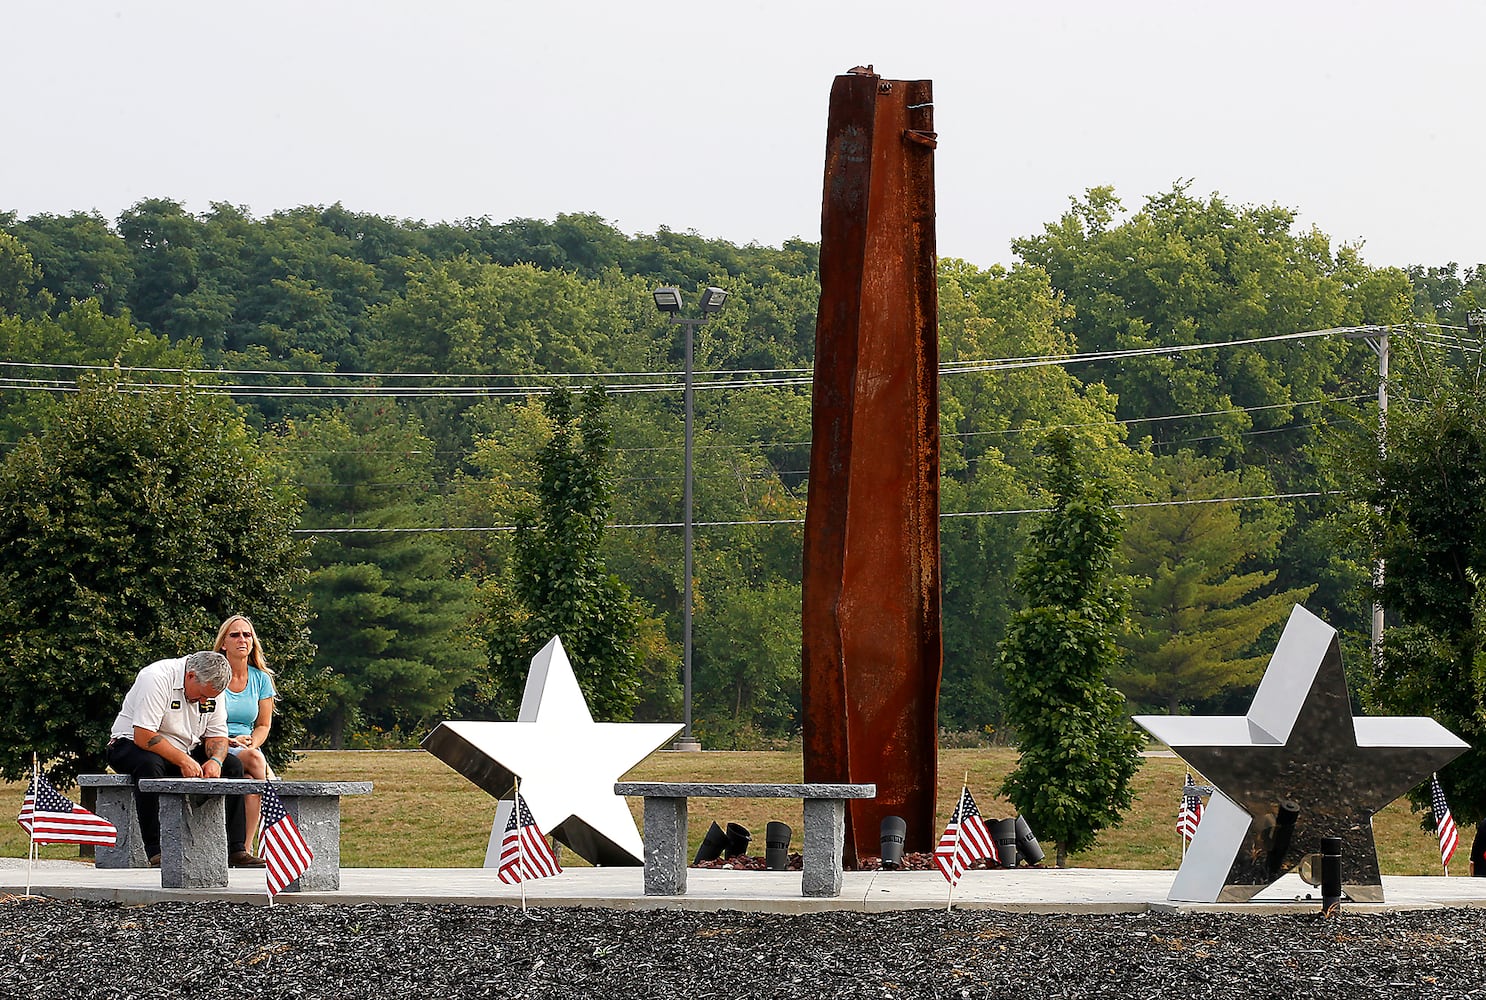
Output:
(3, 895), (1486, 998)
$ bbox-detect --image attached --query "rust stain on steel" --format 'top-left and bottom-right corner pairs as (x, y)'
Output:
(802, 71), (942, 863)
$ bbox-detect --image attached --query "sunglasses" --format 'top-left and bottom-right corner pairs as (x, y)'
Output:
(228, 631), (254, 639)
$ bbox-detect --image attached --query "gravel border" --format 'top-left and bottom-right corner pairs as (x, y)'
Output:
(4, 897), (1486, 998)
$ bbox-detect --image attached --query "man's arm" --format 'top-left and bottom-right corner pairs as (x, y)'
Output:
(132, 726), (204, 779)
(200, 736), (230, 778)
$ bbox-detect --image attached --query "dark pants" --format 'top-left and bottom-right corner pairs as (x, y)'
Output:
(106, 739), (247, 857)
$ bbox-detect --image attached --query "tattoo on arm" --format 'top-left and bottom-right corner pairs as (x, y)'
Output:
(145, 735), (163, 748)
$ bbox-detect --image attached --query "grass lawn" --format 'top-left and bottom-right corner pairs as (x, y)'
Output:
(0, 748), (1462, 875)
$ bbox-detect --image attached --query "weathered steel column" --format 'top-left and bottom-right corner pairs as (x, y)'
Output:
(802, 69), (942, 861)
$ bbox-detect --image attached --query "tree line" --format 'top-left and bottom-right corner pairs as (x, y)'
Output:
(1, 189), (1483, 823)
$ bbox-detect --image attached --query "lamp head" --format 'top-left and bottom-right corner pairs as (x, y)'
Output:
(652, 286), (683, 314)
(698, 286), (728, 313)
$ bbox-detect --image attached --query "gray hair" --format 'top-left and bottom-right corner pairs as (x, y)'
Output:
(184, 650), (231, 692)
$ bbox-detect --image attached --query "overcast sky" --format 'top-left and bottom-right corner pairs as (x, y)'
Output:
(4, 1), (1482, 271)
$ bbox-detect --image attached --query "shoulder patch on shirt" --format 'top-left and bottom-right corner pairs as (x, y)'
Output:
(198, 698), (216, 714)
(170, 700), (182, 710)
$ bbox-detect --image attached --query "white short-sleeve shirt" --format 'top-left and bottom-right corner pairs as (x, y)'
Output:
(110, 656), (229, 754)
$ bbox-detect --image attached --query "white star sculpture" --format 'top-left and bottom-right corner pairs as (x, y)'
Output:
(423, 635), (682, 867)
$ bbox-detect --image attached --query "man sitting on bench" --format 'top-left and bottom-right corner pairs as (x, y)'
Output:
(106, 650), (266, 869)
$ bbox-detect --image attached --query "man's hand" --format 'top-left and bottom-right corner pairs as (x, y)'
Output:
(180, 758), (205, 779)
(201, 757), (223, 778)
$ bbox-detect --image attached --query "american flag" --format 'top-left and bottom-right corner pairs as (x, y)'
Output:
(1431, 773), (1458, 868)
(257, 783), (313, 897)
(498, 792), (561, 885)
(17, 771), (117, 847)
(1176, 773), (1205, 842)
(933, 785), (998, 886)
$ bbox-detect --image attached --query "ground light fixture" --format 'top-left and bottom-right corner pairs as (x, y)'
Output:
(651, 285), (729, 751)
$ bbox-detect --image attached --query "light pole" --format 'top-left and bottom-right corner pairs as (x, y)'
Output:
(653, 285), (728, 752)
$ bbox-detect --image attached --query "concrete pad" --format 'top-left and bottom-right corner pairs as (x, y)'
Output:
(5, 856), (1486, 914)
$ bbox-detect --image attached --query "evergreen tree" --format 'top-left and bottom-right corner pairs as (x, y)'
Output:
(998, 430), (1144, 865)
(469, 385), (644, 721)
(281, 401), (482, 746)
(1114, 451), (1314, 712)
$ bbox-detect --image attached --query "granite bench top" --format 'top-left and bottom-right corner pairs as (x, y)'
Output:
(77, 774), (136, 786)
(136, 778), (372, 796)
(614, 782), (875, 799)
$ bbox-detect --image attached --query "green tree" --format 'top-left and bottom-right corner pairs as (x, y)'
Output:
(469, 385), (644, 721)
(1114, 451), (1314, 712)
(936, 258), (1133, 733)
(1328, 328), (1486, 823)
(998, 430), (1144, 865)
(280, 401), (482, 746)
(0, 374), (321, 782)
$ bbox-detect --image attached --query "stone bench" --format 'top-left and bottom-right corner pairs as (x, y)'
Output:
(117, 778), (370, 891)
(613, 781), (876, 897)
(78, 774), (149, 868)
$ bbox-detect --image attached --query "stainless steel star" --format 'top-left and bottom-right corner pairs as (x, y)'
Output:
(1135, 605), (1468, 902)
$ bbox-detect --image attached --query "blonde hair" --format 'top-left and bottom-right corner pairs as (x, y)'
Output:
(213, 615), (275, 678)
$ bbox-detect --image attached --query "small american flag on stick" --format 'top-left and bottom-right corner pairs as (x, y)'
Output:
(933, 785), (998, 886)
(1431, 773), (1458, 871)
(18, 770), (117, 847)
(1176, 773), (1205, 843)
(498, 791), (561, 885)
(258, 783), (313, 898)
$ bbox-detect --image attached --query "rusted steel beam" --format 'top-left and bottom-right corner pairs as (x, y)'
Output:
(802, 70), (942, 862)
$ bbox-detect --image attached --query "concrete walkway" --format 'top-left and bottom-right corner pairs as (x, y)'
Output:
(6, 857), (1486, 914)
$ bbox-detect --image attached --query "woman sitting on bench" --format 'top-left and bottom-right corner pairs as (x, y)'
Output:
(216, 614), (278, 850)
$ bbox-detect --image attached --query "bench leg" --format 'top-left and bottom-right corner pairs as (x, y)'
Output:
(802, 798), (846, 897)
(641, 796), (688, 895)
(158, 795), (228, 888)
(89, 786), (147, 869)
(278, 795), (342, 891)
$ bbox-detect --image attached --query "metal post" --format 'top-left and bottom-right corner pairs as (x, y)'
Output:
(1371, 331), (1388, 669)
(1347, 327), (1390, 671)
(651, 286), (725, 753)
(679, 315), (699, 751)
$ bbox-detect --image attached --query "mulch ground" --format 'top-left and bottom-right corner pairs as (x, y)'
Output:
(2, 895), (1484, 999)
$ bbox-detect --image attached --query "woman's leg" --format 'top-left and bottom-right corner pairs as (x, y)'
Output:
(238, 746), (268, 849)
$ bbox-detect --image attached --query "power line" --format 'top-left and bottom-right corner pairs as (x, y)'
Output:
(292, 490), (1337, 534)
(0, 323), (1397, 399)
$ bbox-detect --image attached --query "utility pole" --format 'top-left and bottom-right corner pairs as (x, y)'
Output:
(1346, 327), (1390, 669)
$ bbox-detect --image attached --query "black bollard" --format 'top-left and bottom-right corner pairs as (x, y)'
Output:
(992, 817), (1018, 868)
(1321, 836), (1343, 915)
(765, 822), (792, 871)
(1014, 815), (1045, 866)
(694, 821), (728, 864)
(724, 822), (752, 858)
(879, 816), (907, 869)
(1267, 800), (1301, 876)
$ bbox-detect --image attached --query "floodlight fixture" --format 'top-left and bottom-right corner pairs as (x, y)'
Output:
(698, 286), (729, 313)
(652, 286), (684, 314)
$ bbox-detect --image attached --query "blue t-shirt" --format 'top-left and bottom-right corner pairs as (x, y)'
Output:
(224, 666), (277, 737)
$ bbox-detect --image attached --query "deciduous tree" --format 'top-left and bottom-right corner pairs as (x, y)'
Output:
(0, 374), (321, 782)
(998, 430), (1143, 864)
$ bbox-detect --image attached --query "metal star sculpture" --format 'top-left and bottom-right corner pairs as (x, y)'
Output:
(1135, 605), (1468, 902)
(423, 635), (682, 867)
